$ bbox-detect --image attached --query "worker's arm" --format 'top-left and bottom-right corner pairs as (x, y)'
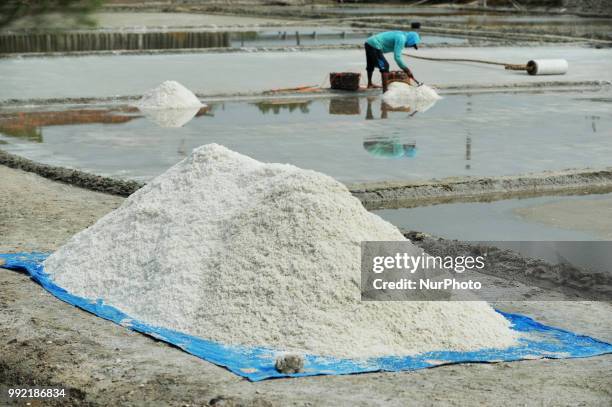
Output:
(393, 35), (416, 82)
(392, 36), (408, 70)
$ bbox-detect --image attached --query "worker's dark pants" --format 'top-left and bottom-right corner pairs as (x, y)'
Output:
(365, 42), (390, 74)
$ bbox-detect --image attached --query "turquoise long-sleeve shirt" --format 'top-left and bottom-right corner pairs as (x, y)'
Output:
(366, 31), (420, 70)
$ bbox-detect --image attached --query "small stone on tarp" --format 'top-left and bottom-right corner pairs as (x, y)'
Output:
(275, 353), (304, 374)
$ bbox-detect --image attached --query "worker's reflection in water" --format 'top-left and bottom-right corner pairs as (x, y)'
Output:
(363, 139), (417, 159)
(363, 98), (418, 158)
(366, 97), (418, 120)
(326, 97), (418, 159)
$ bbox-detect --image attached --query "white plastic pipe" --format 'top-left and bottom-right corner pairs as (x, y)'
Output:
(526, 59), (569, 75)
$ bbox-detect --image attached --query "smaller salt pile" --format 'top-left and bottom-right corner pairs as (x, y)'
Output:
(136, 80), (204, 128)
(382, 82), (441, 113)
(44, 144), (517, 359)
(137, 80), (203, 109)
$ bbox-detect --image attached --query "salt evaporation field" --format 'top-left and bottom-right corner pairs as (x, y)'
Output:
(0, 90), (610, 183)
(2, 46), (611, 100)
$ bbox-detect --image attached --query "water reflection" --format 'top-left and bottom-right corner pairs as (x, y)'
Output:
(139, 106), (210, 128)
(329, 97), (360, 115)
(381, 97), (438, 115)
(0, 123), (42, 142)
(363, 139), (417, 159)
(465, 97), (472, 170)
(253, 100), (312, 115)
(0, 107), (141, 142)
(365, 97), (438, 120)
(2, 90), (611, 184)
(465, 135), (472, 170)
(587, 115), (600, 133)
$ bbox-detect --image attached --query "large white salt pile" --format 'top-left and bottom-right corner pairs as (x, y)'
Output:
(137, 80), (203, 109)
(44, 144), (517, 358)
(382, 82), (441, 113)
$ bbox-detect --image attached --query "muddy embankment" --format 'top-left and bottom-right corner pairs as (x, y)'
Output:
(406, 232), (612, 301)
(2, 147), (612, 211)
(350, 168), (612, 210)
(101, 1), (612, 42)
(0, 150), (141, 197)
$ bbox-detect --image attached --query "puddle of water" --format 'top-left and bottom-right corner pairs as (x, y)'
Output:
(0, 90), (611, 183)
(374, 192), (612, 271)
(375, 193), (612, 241)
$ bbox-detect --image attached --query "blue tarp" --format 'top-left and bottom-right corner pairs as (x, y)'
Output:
(2, 252), (611, 382)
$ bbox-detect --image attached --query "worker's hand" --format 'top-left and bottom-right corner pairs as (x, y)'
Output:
(403, 68), (416, 83)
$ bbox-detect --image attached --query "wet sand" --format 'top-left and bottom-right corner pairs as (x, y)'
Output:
(515, 195), (612, 239)
(0, 165), (122, 253)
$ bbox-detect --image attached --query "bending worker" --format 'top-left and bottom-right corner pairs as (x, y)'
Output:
(365, 31), (421, 92)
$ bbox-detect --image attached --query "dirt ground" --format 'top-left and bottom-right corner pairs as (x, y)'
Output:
(0, 165), (123, 253)
(1, 165), (611, 406)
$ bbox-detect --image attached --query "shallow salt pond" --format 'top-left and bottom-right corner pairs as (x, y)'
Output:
(2, 46), (611, 100)
(0, 90), (611, 183)
(374, 192), (612, 272)
(375, 193), (612, 241)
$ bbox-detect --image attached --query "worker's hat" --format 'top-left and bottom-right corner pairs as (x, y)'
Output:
(406, 32), (421, 50)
